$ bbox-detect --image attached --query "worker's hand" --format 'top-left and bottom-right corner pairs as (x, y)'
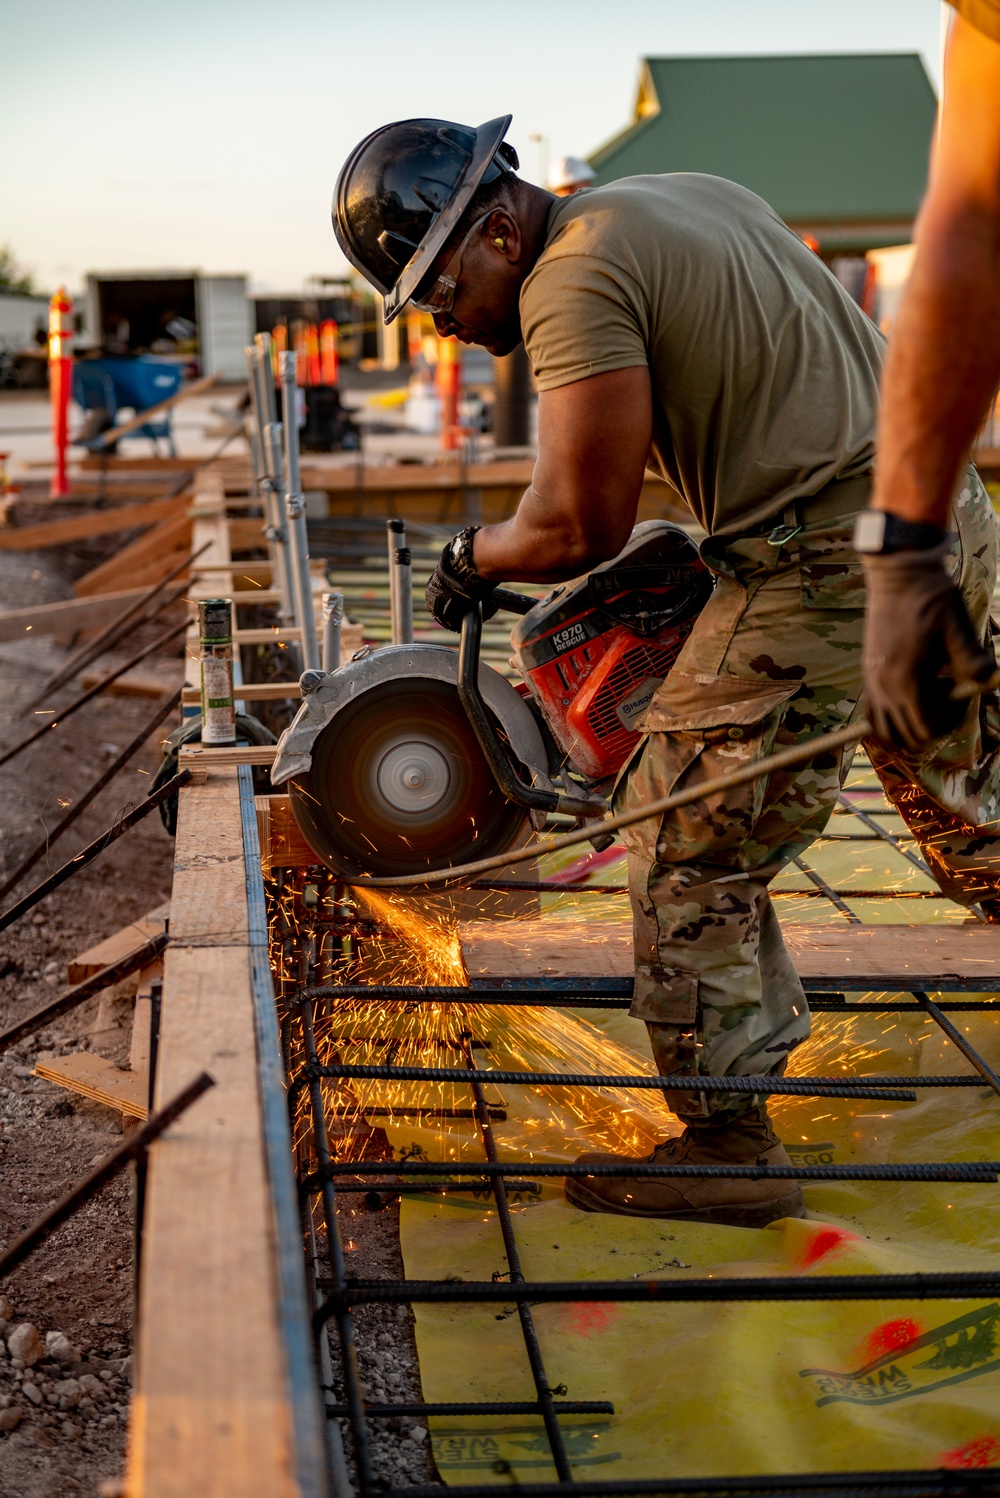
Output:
(862, 543), (999, 750)
(425, 530), (501, 633)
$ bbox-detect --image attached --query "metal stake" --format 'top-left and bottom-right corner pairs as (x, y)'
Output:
(386, 518), (413, 645)
(280, 351), (321, 671)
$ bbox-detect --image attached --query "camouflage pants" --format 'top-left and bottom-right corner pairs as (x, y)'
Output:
(617, 469), (1000, 1122)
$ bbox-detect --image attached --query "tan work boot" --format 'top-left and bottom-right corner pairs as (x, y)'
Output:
(564, 1106), (806, 1228)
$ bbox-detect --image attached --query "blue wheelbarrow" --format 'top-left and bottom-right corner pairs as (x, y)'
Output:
(73, 355), (185, 456)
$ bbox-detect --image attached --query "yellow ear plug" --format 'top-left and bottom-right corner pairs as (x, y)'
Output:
(494, 237), (505, 248)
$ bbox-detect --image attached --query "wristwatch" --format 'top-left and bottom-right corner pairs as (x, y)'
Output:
(853, 510), (947, 555)
(446, 525), (485, 587)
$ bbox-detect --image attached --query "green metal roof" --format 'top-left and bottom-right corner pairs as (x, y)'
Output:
(589, 54), (937, 228)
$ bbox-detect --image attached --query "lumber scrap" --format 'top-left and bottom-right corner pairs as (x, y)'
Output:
(129, 764), (325, 1496)
(0, 587), (150, 643)
(0, 497), (188, 552)
(34, 1052), (148, 1120)
(457, 917), (1000, 990)
(67, 905), (169, 984)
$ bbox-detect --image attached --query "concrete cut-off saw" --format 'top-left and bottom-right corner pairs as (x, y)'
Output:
(271, 521), (711, 884)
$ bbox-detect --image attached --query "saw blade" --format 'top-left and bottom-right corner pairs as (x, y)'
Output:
(288, 676), (530, 880)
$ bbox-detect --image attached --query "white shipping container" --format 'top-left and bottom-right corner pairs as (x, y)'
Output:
(196, 275), (252, 381)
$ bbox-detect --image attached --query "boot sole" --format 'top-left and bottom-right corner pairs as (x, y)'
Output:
(564, 1179), (807, 1229)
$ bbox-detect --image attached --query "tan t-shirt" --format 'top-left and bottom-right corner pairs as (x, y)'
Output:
(519, 174), (885, 537)
(950, 0), (1000, 42)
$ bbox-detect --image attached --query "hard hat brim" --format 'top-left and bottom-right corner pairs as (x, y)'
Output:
(379, 115), (513, 323)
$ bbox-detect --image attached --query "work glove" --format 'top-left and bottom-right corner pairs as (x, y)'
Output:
(862, 542), (999, 751)
(424, 526), (500, 633)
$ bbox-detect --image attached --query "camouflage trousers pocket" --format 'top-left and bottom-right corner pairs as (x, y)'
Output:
(629, 965), (698, 1026)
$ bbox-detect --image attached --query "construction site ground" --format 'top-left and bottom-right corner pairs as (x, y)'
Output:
(0, 483), (181, 1497)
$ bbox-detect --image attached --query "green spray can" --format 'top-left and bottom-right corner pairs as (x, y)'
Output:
(198, 599), (236, 745)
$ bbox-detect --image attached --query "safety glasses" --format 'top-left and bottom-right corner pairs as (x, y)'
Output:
(410, 213), (491, 316)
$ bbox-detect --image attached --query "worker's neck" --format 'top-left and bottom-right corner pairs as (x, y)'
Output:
(517, 183), (558, 265)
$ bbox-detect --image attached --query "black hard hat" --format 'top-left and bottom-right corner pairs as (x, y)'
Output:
(333, 115), (518, 323)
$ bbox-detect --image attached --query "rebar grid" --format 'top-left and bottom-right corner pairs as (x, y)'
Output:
(274, 752), (1000, 1498)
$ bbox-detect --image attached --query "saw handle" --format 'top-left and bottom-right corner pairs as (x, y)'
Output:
(458, 604), (605, 819)
(493, 587), (537, 616)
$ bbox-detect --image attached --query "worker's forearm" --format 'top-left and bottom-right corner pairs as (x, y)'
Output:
(874, 205), (1000, 526)
(471, 486), (625, 583)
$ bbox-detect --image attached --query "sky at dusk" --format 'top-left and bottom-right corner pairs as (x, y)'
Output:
(4, 0), (944, 295)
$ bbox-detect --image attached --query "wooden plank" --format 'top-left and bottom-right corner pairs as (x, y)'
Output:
(130, 961), (163, 1078)
(0, 496), (186, 553)
(129, 762), (309, 1498)
(256, 795), (317, 875)
(227, 518), (267, 552)
(34, 1052), (148, 1119)
(0, 587), (150, 643)
(457, 917), (1000, 988)
(130, 945), (299, 1496)
(179, 745), (277, 770)
(183, 681), (302, 707)
(74, 509), (193, 597)
(168, 768), (251, 944)
(231, 588), (282, 606)
(191, 562), (272, 586)
(67, 905), (170, 983)
(233, 627), (303, 645)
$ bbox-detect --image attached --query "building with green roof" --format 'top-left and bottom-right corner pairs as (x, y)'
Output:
(589, 54), (937, 254)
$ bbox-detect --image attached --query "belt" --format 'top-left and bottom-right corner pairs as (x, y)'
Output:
(762, 471), (872, 547)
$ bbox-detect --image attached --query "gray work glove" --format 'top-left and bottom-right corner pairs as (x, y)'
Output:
(862, 542), (999, 751)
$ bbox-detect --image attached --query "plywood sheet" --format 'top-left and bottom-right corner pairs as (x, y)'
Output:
(34, 1052), (148, 1119)
(457, 917), (1000, 988)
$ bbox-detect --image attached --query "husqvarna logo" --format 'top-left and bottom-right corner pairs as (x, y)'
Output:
(552, 622), (586, 653)
(615, 675), (664, 729)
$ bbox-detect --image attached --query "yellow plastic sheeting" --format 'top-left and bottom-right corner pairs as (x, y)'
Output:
(391, 1007), (1000, 1483)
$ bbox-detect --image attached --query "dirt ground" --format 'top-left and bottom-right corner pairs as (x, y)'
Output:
(0, 482), (182, 1497)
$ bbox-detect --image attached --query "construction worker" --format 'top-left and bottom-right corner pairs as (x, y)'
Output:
(546, 155), (595, 197)
(859, 5), (1000, 751)
(332, 116), (1000, 1227)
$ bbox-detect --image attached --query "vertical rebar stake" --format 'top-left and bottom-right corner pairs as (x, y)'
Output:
(386, 518), (414, 646)
(280, 350), (321, 669)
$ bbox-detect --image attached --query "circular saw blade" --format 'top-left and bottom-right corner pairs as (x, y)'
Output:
(288, 676), (531, 881)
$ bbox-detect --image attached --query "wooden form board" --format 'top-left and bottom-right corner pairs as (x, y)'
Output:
(35, 1052), (148, 1119)
(129, 764), (322, 1496)
(298, 459), (687, 527)
(457, 916), (1000, 991)
(67, 905), (169, 983)
(0, 496), (187, 553)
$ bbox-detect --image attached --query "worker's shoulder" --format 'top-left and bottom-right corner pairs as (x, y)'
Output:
(539, 172), (782, 258)
(949, 0), (1000, 45)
